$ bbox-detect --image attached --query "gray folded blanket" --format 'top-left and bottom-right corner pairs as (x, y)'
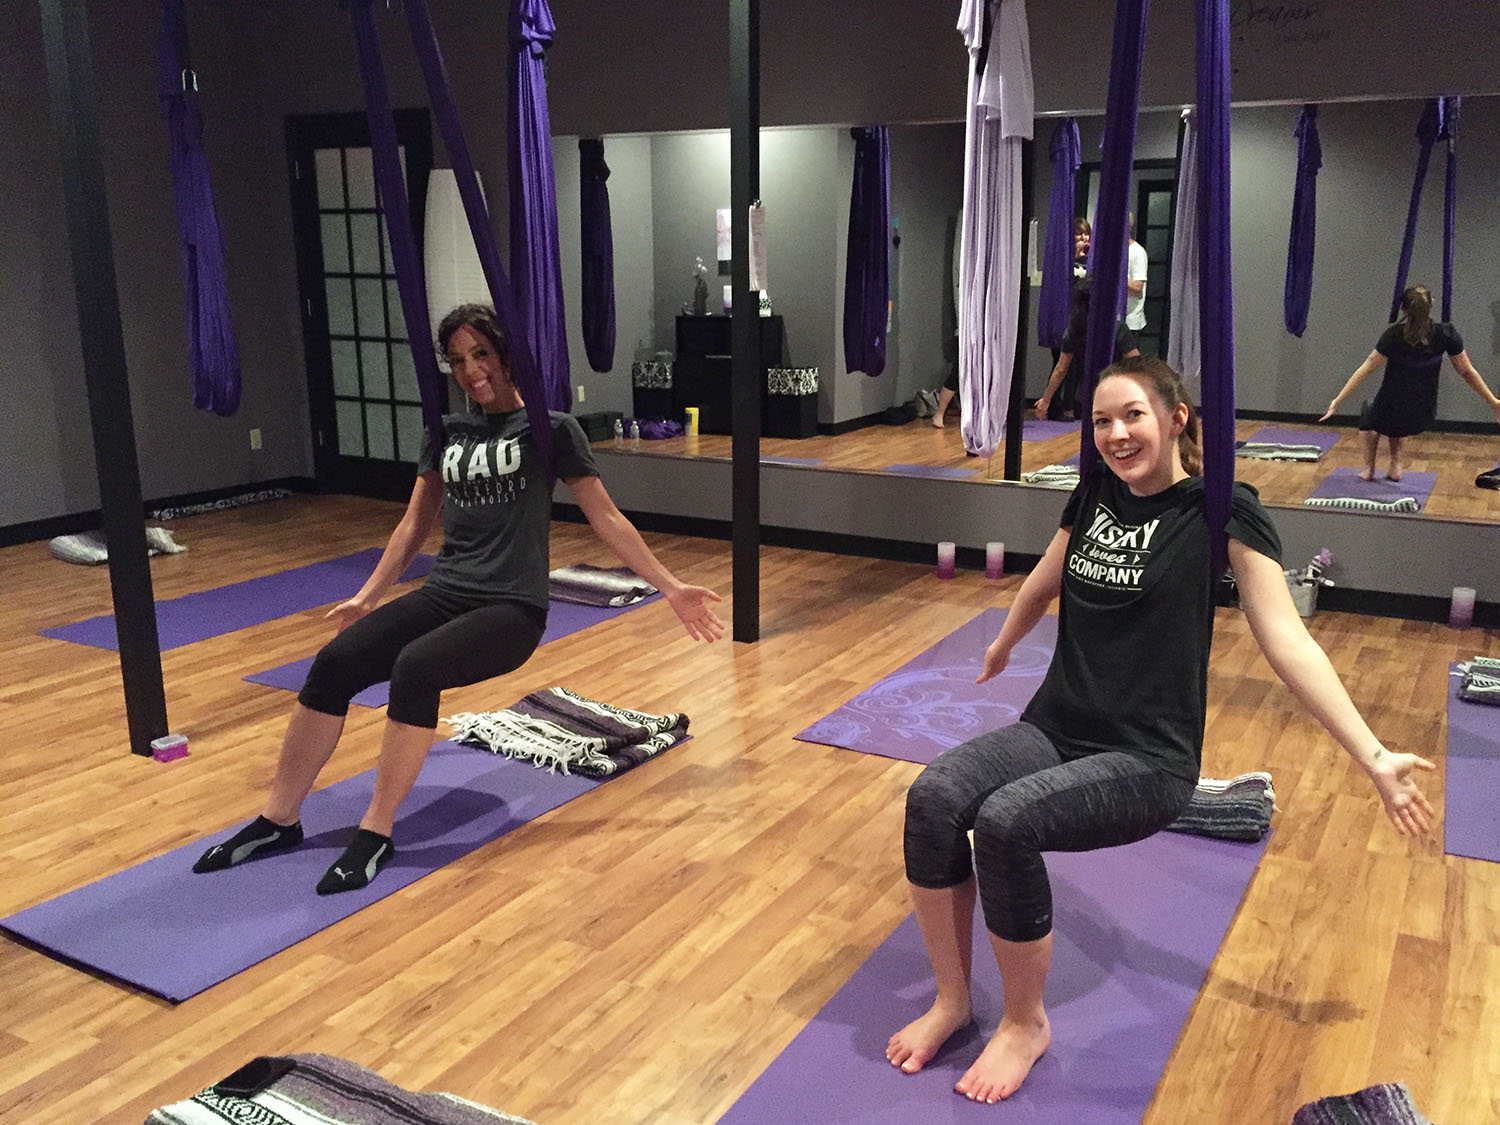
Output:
(548, 562), (658, 607)
(1165, 771), (1276, 841)
(1458, 667), (1500, 706)
(1303, 495), (1421, 513)
(1291, 1082), (1433, 1125)
(1235, 441), (1324, 462)
(1021, 463), (1081, 489)
(146, 1053), (535, 1125)
(448, 687), (689, 777)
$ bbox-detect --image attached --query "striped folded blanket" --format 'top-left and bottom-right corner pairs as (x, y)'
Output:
(448, 687), (689, 776)
(1021, 463), (1081, 489)
(1291, 1082), (1433, 1125)
(146, 1053), (535, 1125)
(1458, 668), (1500, 706)
(1235, 441), (1325, 462)
(548, 562), (658, 607)
(1303, 495), (1421, 513)
(1164, 771), (1276, 841)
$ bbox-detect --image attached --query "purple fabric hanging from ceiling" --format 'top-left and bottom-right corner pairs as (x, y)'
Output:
(578, 138), (615, 373)
(397, 0), (555, 475)
(1282, 105), (1320, 338)
(843, 126), (891, 377)
(510, 0), (571, 411)
(1078, 0), (1150, 477)
(1441, 98), (1460, 322)
(347, 0), (447, 453)
(158, 0), (241, 417)
(1388, 100), (1442, 324)
(1195, 0), (1235, 575)
(1037, 118), (1081, 350)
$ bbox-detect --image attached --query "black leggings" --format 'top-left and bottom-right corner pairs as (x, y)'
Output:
(298, 585), (545, 728)
(904, 722), (1195, 942)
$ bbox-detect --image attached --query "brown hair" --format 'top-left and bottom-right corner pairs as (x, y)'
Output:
(1399, 284), (1433, 348)
(436, 304), (512, 367)
(1094, 355), (1202, 475)
(1073, 217), (1092, 238)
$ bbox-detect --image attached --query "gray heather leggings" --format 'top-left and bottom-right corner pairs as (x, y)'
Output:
(904, 722), (1196, 942)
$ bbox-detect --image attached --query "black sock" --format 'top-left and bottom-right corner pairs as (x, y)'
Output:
(193, 816), (303, 873)
(315, 828), (394, 895)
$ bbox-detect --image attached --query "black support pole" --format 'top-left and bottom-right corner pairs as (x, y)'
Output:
(1003, 137), (1035, 481)
(40, 0), (169, 756)
(729, 0), (761, 643)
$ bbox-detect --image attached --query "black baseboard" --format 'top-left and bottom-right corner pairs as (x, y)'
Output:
(1235, 408), (1495, 436)
(1317, 584), (1500, 627)
(0, 477), (316, 548)
(817, 411), (884, 436)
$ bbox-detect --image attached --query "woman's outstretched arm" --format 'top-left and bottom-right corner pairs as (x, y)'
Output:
(326, 471), (444, 632)
(1229, 539), (1435, 835)
(1320, 350), (1386, 421)
(977, 528), (1070, 683)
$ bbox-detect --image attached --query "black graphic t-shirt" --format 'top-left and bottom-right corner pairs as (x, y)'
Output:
(1021, 470), (1281, 782)
(416, 410), (598, 610)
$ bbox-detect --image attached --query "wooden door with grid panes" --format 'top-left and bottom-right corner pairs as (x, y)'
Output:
(286, 111), (436, 499)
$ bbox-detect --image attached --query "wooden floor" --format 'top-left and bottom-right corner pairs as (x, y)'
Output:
(2, 495), (1499, 1123)
(613, 415), (1500, 523)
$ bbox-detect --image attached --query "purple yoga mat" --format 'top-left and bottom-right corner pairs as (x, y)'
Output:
(1022, 418), (1078, 441)
(1445, 664), (1500, 863)
(795, 610), (1055, 765)
(41, 550), (434, 652)
(1305, 467), (1436, 510)
(883, 463), (981, 480)
(762, 456), (825, 467)
(720, 829), (1268, 1124)
(244, 594), (660, 708)
(1243, 426), (1339, 454)
(0, 742), (597, 1001)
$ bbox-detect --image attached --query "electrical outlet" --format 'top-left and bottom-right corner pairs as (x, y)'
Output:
(249, 428), (263, 451)
(576, 385), (586, 403)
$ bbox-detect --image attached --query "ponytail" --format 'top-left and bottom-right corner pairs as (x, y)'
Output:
(1400, 284), (1433, 349)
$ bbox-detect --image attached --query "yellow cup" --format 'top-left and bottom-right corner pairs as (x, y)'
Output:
(684, 406), (699, 436)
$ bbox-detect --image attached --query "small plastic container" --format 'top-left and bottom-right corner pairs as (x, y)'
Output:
(151, 734), (189, 762)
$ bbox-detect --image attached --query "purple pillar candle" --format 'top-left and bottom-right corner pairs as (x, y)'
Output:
(1450, 586), (1476, 630)
(936, 541), (956, 580)
(986, 541), (1005, 579)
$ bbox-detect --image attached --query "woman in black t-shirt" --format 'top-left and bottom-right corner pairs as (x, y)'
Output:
(194, 305), (724, 895)
(1320, 284), (1500, 480)
(889, 356), (1435, 1104)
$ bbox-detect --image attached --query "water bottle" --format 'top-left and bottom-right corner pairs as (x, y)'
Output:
(629, 419), (641, 448)
(613, 417), (624, 446)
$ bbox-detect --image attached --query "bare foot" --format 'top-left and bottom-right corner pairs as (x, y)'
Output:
(954, 1014), (1051, 1103)
(931, 417), (946, 429)
(1357, 468), (1375, 482)
(886, 997), (973, 1074)
(1385, 469), (1403, 482)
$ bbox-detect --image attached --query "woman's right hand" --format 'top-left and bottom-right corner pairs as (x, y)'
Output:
(325, 596), (374, 633)
(1317, 398), (1339, 423)
(1367, 751), (1437, 836)
(1033, 397), (1049, 421)
(976, 636), (1011, 683)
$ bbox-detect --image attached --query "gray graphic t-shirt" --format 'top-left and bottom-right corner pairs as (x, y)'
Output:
(416, 409), (598, 611)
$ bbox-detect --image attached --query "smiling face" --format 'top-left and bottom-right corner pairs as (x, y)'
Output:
(445, 324), (522, 412)
(1091, 373), (1189, 496)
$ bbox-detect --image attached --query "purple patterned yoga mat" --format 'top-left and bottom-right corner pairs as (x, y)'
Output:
(0, 742), (597, 1002)
(1305, 467), (1436, 509)
(1243, 426), (1339, 454)
(795, 610), (1055, 765)
(1445, 664), (1500, 863)
(883, 463), (981, 480)
(1022, 418), (1079, 441)
(40, 550), (434, 652)
(244, 594), (661, 708)
(719, 829), (1268, 1124)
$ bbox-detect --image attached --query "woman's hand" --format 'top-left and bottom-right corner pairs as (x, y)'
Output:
(665, 584), (725, 642)
(1318, 398), (1340, 423)
(1367, 750), (1437, 836)
(1033, 397), (1050, 421)
(325, 596), (375, 633)
(976, 636), (1011, 683)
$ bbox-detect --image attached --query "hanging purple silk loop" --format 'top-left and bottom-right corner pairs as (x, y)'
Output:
(1441, 98), (1460, 322)
(1388, 100), (1442, 324)
(843, 126), (891, 377)
(578, 138), (615, 373)
(398, 0), (555, 477)
(158, 0), (241, 417)
(347, 1), (447, 454)
(1282, 105), (1320, 338)
(1078, 0), (1150, 477)
(1037, 119), (1081, 349)
(510, 0), (572, 411)
(1195, 0), (1235, 575)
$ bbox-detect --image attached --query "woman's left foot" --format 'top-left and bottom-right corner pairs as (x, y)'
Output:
(1386, 470), (1403, 482)
(316, 828), (393, 895)
(954, 1014), (1051, 1104)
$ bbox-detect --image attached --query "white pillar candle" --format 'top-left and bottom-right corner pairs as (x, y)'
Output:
(1450, 586), (1476, 630)
(723, 284), (733, 313)
(985, 541), (1005, 580)
(936, 541), (956, 580)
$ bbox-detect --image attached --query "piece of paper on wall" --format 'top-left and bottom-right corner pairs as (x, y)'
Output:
(716, 207), (732, 262)
(748, 203), (768, 292)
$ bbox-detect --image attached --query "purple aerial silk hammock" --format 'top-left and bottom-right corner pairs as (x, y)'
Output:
(1440, 99), (1460, 322)
(1389, 98), (1460, 323)
(158, 0), (240, 417)
(1282, 105), (1320, 338)
(843, 126), (891, 377)
(578, 138), (615, 373)
(1037, 118), (1081, 350)
(510, 0), (571, 411)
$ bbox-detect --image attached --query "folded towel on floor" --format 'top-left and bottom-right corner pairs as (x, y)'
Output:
(146, 1053), (535, 1125)
(1462, 656), (1500, 674)
(548, 563), (658, 607)
(1291, 1082), (1433, 1125)
(1458, 669), (1500, 706)
(448, 687), (689, 776)
(1303, 495), (1421, 513)
(1235, 441), (1325, 462)
(1164, 772), (1276, 841)
(1022, 463), (1082, 489)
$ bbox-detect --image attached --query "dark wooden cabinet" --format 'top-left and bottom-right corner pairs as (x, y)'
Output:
(674, 315), (784, 434)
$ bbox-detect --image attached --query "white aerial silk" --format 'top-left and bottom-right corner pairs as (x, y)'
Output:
(1167, 109), (1203, 401)
(957, 0), (1033, 457)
